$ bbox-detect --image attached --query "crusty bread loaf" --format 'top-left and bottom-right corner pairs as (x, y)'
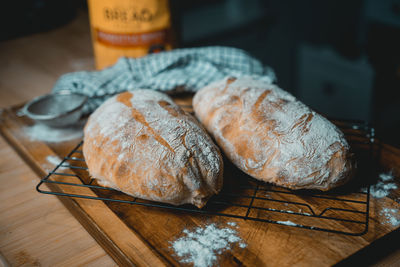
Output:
(193, 76), (354, 191)
(83, 90), (223, 208)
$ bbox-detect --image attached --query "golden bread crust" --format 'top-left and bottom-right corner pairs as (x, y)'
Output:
(193, 76), (354, 190)
(83, 90), (223, 208)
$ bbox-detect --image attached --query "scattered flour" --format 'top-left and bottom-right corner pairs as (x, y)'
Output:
(379, 172), (395, 182)
(25, 123), (83, 143)
(366, 172), (400, 227)
(239, 243), (247, 248)
(46, 155), (67, 170)
(276, 220), (298, 226)
(369, 172), (398, 198)
(263, 206), (311, 216)
(380, 208), (400, 227)
(171, 223), (246, 267)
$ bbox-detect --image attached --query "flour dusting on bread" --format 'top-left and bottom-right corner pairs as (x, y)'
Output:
(193, 76), (354, 190)
(83, 90), (223, 207)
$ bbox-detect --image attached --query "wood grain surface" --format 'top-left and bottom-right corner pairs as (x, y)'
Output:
(1, 8), (400, 267)
(1, 98), (400, 266)
(0, 9), (116, 267)
(0, 129), (117, 267)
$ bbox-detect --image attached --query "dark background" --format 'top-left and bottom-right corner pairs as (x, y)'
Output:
(1, 0), (400, 147)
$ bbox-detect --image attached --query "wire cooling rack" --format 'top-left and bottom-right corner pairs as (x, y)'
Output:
(36, 119), (375, 236)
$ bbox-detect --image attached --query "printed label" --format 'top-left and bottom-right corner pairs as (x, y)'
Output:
(88, 0), (173, 69)
(95, 28), (168, 47)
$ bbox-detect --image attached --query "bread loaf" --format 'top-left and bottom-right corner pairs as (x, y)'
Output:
(83, 90), (223, 208)
(193, 76), (354, 190)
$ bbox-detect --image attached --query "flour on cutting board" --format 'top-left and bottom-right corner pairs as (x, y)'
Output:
(368, 172), (398, 199)
(380, 208), (400, 227)
(42, 155), (68, 172)
(46, 155), (67, 169)
(367, 171), (400, 227)
(171, 223), (246, 267)
(227, 222), (237, 227)
(276, 220), (298, 226)
(24, 123), (83, 143)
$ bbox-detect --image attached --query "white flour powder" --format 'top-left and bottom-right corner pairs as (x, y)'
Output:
(171, 223), (246, 267)
(25, 123), (83, 143)
(380, 208), (400, 227)
(42, 155), (68, 172)
(46, 155), (67, 170)
(276, 220), (298, 226)
(366, 172), (400, 227)
(369, 172), (398, 198)
(227, 222), (237, 227)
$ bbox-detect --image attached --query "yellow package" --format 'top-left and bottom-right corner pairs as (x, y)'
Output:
(88, 0), (173, 69)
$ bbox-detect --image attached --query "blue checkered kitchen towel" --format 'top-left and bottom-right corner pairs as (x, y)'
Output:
(52, 46), (275, 113)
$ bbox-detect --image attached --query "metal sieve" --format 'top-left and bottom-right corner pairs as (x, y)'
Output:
(21, 91), (87, 128)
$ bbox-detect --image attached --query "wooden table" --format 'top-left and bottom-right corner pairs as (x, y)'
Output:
(0, 10), (399, 267)
(0, 10), (116, 267)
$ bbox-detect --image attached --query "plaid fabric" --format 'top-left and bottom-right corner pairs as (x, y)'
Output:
(53, 46), (275, 113)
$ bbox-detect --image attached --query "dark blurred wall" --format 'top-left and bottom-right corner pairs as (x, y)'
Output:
(177, 0), (400, 147)
(1, 0), (400, 148)
(0, 0), (81, 41)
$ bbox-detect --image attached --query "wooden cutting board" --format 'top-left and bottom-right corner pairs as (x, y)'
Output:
(1, 98), (400, 267)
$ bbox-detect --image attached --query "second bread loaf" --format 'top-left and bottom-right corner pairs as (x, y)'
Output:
(193, 76), (354, 191)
